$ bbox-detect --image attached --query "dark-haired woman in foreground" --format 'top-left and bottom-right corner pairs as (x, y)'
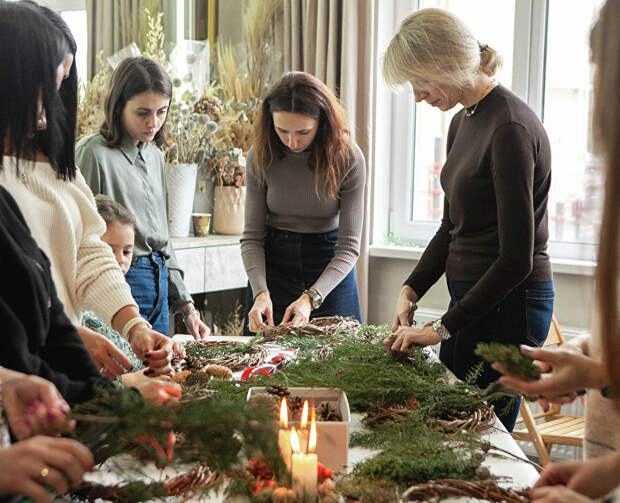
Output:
(241, 71), (366, 333)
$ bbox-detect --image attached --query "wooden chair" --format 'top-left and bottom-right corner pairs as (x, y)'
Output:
(511, 315), (585, 466)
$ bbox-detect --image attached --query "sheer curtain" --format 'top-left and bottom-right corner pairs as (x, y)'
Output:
(276, 0), (377, 320)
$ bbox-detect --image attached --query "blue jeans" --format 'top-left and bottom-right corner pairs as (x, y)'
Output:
(439, 279), (554, 432)
(244, 226), (362, 334)
(125, 252), (169, 336)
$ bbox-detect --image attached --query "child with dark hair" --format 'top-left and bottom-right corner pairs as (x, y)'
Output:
(83, 195), (186, 376)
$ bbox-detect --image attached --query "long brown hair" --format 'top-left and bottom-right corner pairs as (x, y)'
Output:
(252, 72), (352, 199)
(100, 56), (172, 148)
(591, 0), (620, 401)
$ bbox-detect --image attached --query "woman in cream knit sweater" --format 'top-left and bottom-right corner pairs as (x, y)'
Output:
(0, 1), (173, 378)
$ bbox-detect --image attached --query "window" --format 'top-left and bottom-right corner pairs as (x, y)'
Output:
(380, 0), (604, 261)
(39, 0), (88, 87)
(543, 0), (605, 260)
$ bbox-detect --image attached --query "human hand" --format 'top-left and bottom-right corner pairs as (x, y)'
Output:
(494, 346), (607, 403)
(383, 325), (442, 355)
(182, 304), (210, 341)
(532, 452), (620, 500)
(172, 340), (186, 359)
(280, 294), (312, 327)
(77, 325), (133, 378)
(0, 435), (93, 503)
(248, 291), (275, 333)
(135, 379), (182, 404)
(2, 374), (74, 440)
(392, 285), (418, 332)
(128, 325), (174, 377)
(530, 486), (594, 503)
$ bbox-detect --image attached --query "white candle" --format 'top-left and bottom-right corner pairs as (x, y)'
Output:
(278, 398), (292, 470)
(278, 429), (292, 470)
(290, 427), (317, 500)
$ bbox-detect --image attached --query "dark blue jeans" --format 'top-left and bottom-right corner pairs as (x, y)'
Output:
(244, 226), (362, 334)
(439, 279), (554, 432)
(125, 252), (169, 336)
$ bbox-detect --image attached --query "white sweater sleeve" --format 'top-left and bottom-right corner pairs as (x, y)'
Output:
(71, 169), (138, 325)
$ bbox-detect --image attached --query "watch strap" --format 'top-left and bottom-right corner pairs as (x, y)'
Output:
(432, 319), (451, 340)
(303, 289), (322, 310)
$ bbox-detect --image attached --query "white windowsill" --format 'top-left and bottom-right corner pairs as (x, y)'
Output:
(369, 244), (597, 277)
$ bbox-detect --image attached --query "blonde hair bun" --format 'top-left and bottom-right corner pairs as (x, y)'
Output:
(383, 8), (502, 88)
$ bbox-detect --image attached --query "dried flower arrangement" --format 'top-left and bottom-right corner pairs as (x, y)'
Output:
(162, 87), (218, 165)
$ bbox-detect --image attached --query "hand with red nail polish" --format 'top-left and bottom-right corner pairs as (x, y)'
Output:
(0, 367), (74, 439)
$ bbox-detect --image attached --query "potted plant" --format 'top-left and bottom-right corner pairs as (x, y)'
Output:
(163, 88), (218, 238)
(206, 146), (246, 235)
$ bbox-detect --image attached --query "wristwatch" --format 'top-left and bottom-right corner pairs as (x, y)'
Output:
(431, 319), (451, 340)
(183, 307), (200, 323)
(302, 289), (323, 310)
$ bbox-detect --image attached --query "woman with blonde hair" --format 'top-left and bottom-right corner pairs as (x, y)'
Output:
(241, 71), (366, 333)
(382, 8), (554, 431)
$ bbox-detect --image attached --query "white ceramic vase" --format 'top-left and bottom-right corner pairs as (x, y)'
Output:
(166, 163), (198, 238)
(212, 185), (246, 235)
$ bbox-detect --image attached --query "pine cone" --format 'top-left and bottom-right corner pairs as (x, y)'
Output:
(317, 401), (342, 421)
(289, 396), (304, 416)
(266, 385), (290, 398)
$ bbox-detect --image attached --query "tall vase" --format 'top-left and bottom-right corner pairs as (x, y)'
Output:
(166, 163), (198, 238)
(213, 185), (246, 235)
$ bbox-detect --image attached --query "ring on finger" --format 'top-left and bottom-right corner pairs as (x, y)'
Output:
(40, 467), (49, 478)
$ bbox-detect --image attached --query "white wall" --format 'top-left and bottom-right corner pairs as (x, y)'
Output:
(367, 256), (595, 332)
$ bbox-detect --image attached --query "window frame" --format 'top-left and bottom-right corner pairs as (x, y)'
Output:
(378, 0), (599, 262)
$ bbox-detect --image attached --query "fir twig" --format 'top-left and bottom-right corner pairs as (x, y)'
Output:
(475, 342), (541, 380)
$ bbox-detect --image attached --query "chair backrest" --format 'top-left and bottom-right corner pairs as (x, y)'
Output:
(544, 315), (565, 347)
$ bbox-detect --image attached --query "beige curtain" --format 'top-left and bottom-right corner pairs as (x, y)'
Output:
(280, 0), (342, 92)
(276, 0), (377, 320)
(86, 0), (141, 79)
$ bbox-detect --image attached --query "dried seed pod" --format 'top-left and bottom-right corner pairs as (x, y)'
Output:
(475, 466), (491, 479)
(172, 370), (192, 384)
(206, 364), (233, 379)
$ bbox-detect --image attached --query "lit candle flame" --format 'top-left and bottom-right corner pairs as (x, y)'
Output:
(279, 397), (288, 427)
(308, 408), (317, 452)
(290, 427), (301, 453)
(300, 400), (309, 428)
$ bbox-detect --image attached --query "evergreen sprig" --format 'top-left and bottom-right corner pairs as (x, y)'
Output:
(71, 387), (285, 478)
(475, 342), (541, 380)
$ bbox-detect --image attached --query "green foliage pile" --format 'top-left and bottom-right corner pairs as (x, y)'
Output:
(349, 413), (481, 484)
(71, 325), (520, 502)
(71, 387), (284, 477)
